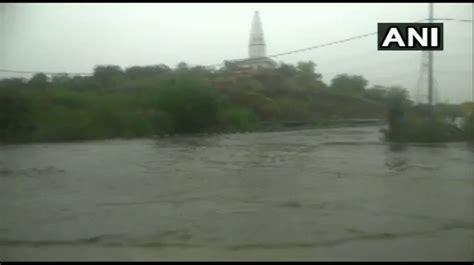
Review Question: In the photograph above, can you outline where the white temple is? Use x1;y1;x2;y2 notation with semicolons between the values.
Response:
224;11;277;71
248;11;266;58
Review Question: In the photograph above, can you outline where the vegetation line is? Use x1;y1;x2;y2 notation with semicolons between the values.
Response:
1;61;472;143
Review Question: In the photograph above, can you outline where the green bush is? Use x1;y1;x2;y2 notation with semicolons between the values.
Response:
384;113;465;143
219;106;258;131
462;113;474;141
0;88;35;142
155;78;221;134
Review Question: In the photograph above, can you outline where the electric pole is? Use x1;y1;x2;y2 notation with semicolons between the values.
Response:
427;2;434;105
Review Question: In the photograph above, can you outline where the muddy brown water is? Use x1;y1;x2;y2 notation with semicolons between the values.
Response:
0;126;473;261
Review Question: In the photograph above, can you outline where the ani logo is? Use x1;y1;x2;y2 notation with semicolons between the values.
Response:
377;23;444;51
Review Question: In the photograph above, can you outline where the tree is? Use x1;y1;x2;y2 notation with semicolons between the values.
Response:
0;89;34;141
93;65;125;88
125;65;170;80
69;76;101;91
0;78;27;90
28;73;49;89
385;86;411;108
51;73;70;84
462;112;474;141
297;61;315;73
297;61;322;81
295;61;325;92
155;78;220;133
189;66;209;75
384;86;412;136
276;63;298;77
330;74;368;94
365;85;388;102
176;62;189;71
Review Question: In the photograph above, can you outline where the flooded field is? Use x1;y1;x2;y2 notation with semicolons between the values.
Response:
0;126;473;261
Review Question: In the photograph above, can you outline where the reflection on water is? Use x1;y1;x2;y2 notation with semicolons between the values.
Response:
0;126;473;261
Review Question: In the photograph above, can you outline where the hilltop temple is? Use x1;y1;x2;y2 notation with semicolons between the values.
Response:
224;11;278;71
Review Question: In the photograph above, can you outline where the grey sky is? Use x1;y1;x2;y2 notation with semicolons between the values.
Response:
0;3;472;103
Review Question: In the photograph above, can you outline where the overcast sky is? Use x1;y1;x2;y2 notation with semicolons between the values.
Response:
0;3;472;103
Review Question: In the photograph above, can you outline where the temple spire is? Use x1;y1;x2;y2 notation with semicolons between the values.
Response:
248;11;266;58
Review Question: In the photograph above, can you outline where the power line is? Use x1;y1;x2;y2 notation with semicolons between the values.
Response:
0;69;92;75
0;31;379;73
429;18;473;23
195;31;379;69
193;16;472;68
407;17;473;23
0;17;471;75
274;32;378;59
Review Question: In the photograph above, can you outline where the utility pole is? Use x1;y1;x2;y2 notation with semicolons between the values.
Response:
0;5;5;80
427;2;434;105
414;3;440;105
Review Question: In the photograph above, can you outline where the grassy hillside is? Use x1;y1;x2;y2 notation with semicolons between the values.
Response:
0;62;399;143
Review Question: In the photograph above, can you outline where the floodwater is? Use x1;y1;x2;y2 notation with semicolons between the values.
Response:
0;126;473;261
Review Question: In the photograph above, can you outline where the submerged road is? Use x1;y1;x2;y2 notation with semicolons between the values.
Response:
0;126;473;261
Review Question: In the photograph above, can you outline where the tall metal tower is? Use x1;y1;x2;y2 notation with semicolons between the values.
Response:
414;3;440;105
427;2;434;105
248;11;267;59
414;51;440;104
0;4;6;80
